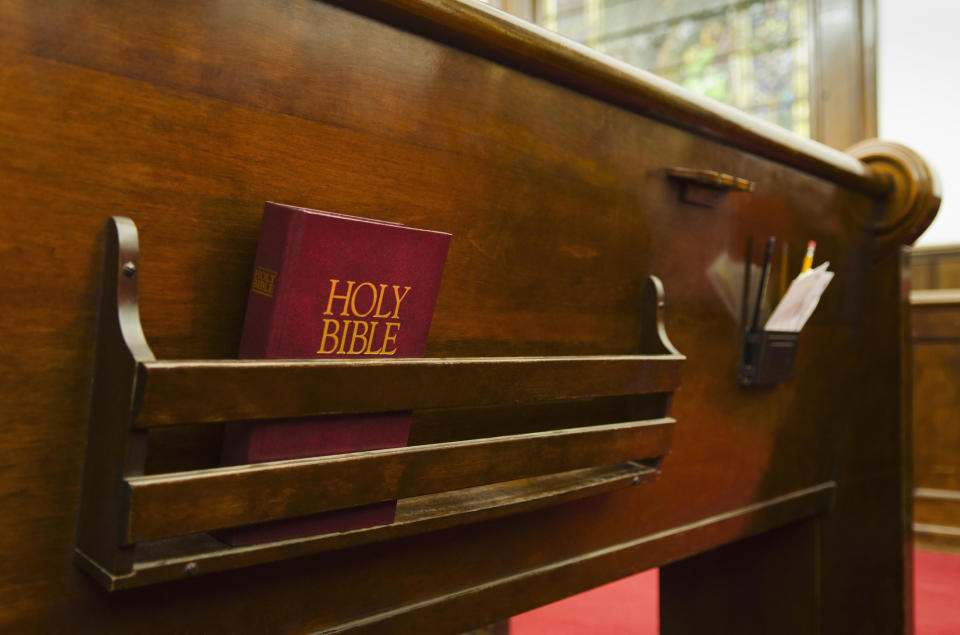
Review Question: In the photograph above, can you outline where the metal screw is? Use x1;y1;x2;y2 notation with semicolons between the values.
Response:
632;475;640;485
185;562;198;576
122;261;137;277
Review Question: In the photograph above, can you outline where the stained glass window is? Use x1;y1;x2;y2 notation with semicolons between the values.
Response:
497;0;811;137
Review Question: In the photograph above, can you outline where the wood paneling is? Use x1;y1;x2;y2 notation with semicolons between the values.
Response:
661;519;820;635
134;356;683;426
0;0;934;632
125;419;674;542
911;245;960;290
911;275;960;549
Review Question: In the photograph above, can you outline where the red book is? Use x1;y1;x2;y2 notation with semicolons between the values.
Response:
221;202;450;546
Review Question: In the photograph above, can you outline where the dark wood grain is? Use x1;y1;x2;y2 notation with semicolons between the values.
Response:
911;244;960;290
661;519;820;635
75;218;149;576
329;0;889;198
327;483;835;634
125;418;674;541
122;462;657;590
0;0;934;632
135;356;683;427
915;489;960;527
80;220;683;584
911;281;960;550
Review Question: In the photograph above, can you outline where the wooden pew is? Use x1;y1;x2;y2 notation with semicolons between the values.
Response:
0;1;940;632
910;247;960;550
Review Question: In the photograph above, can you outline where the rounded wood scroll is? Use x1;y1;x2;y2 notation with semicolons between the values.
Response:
847;139;942;247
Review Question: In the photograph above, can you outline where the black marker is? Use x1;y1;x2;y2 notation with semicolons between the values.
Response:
750;236;775;333
741;236;753;333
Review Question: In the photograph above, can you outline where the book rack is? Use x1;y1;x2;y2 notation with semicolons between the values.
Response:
74;217;685;591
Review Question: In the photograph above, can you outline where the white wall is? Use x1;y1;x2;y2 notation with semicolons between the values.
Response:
878;0;960;245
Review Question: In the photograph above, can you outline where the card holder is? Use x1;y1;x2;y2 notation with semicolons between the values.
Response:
738;330;798;386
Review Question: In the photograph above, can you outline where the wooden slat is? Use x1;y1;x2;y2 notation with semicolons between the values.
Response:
914;487;960;501
914;496;960;527
133;355;684;427
910;289;960;307
118;462;657;590
125;417;674;542
913;522;960;551
911;305;960;340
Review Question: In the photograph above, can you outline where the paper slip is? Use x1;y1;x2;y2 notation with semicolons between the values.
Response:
764;262;834;332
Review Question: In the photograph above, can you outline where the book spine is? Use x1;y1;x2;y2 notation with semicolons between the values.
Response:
221;205;296;465
237;203;296;358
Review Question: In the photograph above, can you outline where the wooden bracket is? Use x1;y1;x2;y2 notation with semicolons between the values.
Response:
75;217;685;590
667;167;756;208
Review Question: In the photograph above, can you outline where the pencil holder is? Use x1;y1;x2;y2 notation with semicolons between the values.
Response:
738;330;798;386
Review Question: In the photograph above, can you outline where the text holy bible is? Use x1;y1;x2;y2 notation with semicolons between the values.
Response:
221;202;451;545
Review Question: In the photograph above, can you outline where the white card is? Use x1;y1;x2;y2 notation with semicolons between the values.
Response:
764;262;834;332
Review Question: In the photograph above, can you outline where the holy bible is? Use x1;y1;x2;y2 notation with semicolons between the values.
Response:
220;202;451;546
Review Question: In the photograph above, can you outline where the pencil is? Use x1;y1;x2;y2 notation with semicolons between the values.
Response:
801;240;816;274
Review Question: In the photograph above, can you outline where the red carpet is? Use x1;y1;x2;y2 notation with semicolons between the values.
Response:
510;569;658;634
510;549;959;634
916;549;960;635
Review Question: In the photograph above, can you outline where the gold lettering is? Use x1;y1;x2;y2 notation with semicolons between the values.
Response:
381;322;400;355
319;281;409;355
363;321;384;354
350;282;378;317
251;266;277;297
324;279;355;316
337;320;352;354
391;285;412;319
317;318;341;354
372;283;392;318
347;320;370;354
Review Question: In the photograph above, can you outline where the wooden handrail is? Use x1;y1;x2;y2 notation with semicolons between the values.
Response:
336;0;889;197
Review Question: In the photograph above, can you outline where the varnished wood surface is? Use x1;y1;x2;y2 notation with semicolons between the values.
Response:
661;519;820;634
911;243;960;290
332;0;890;198
121;463;658;591
915;488;960;528
912;298;960;341
911;289;960;306
135;356;683;426
81;230;683;588
126;418;674;542
0;0;927;632
331;483;835;634
911;277;960;550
